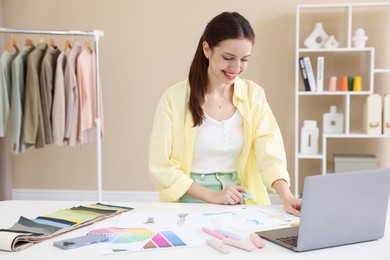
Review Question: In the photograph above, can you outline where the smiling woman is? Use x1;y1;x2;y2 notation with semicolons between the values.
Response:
148;11;301;217
203;38;252;122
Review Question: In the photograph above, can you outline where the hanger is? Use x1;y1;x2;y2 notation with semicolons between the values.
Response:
25;37;34;47
72;38;80;49
63;39;71;52
48;39;56;48
6;36;19;52
84;39;93;53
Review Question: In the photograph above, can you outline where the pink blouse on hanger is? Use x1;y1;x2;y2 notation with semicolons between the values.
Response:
76;48;104;145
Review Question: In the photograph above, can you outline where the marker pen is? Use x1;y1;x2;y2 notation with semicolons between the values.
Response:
222;238;256;252
202;227;226;240
206;238;231;254
240;192;254;201
214;229;241;240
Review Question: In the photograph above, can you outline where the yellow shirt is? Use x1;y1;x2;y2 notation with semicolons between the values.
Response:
149;78;290;204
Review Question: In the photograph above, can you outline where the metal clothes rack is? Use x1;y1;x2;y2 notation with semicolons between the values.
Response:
0;27;105;202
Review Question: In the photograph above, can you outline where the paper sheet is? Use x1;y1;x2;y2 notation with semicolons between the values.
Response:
89;205;300;255
117;211;206;229
203;205;300;230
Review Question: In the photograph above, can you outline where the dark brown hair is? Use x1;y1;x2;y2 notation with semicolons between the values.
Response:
188;12;255;126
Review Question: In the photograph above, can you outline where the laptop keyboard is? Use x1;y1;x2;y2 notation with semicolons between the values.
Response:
276;236;298;247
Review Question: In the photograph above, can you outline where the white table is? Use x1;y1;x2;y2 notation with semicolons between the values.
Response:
0;200;389;260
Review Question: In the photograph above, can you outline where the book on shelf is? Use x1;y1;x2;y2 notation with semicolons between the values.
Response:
299;57;311;91
316;56;324;92
302;56;317;91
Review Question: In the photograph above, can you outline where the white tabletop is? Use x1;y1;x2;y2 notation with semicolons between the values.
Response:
0;200;389;260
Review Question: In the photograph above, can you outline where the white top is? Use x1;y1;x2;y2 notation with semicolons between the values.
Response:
190;110;244;173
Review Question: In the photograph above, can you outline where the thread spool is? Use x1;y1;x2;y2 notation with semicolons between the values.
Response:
353;76;362;91
329;76;337;91
340;76;348;91
348;76;354;91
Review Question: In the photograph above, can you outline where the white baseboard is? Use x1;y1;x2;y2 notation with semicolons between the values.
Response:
12;189;159;202
12;189;282;204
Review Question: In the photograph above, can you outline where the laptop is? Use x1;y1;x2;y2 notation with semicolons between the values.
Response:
256;168;390;252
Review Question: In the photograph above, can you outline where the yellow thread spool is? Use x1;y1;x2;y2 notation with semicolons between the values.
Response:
353;76;362;91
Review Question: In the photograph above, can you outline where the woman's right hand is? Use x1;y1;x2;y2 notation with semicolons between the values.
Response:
185;182;250;205
208;185;250;205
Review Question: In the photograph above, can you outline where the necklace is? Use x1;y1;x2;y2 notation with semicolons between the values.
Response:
209;94;223;109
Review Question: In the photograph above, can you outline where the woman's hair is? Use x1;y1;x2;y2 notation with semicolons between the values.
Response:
188;12;255;126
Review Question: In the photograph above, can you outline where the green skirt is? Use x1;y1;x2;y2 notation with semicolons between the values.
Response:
179;172;240;203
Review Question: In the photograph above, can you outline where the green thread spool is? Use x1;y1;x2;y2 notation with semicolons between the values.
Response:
348;76;354;91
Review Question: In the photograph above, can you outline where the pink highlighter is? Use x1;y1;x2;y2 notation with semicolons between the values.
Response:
202;227;226;240
249;233;265;248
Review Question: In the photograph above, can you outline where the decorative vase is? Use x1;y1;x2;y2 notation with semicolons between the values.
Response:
304;23;329;49
323;106;344;133
300;120;319;154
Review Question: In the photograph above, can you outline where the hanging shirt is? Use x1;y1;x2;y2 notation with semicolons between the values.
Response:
64;41;81;146
76;48;104;145
23;42;47;148
40;46;60;144
52;51;67;145
0;50;18;137
10;45;34;154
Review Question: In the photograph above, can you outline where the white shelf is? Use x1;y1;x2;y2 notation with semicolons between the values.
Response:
298;47;374;53
324;133;390;139
294;3;390;198
298;91;371;96
374;69;390;74
298;153;324;159
298;2;390;9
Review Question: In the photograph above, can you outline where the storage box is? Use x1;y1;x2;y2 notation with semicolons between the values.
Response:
384;94;390;135
333;154;378;173
363;94;382;134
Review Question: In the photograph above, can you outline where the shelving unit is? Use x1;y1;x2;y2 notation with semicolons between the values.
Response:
294;3;390;198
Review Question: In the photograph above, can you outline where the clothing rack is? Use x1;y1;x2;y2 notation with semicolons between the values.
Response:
0;27;105;202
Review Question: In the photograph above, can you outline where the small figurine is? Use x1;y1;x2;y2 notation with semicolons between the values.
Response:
323;35;340;49
352;28;368;48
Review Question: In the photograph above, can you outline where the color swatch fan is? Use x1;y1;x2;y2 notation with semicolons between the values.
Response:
89;227;203;254
87;227;155;244
0;203;132;252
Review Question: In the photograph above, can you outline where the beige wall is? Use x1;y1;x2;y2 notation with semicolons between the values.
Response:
3;0;390;194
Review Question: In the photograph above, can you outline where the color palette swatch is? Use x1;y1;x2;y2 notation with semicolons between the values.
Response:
87;227;155;243
96;228;203;255
143;230;187;249
87;227;189;252
34;204;131;229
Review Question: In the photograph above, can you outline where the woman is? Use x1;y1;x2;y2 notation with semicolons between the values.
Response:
149;12;301;216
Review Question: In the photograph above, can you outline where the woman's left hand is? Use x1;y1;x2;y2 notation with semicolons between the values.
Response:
282;197;301;217
272;179;302;217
